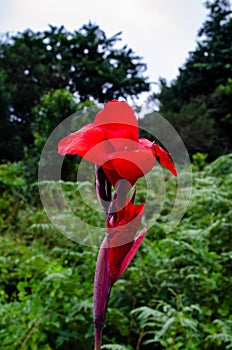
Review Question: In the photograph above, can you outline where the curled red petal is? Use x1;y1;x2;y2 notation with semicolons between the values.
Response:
108;227;146;285
107;201;144;284
108;241;133;285
154;144;178;176
116;227;146;282
138;138;155;150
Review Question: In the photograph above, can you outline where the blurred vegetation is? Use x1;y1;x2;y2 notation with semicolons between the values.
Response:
0;154;232;349
0;0;232;349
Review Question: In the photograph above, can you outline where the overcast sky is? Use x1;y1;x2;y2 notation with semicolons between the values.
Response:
0;0;208;91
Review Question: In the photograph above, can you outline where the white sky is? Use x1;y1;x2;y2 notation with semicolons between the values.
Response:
0;0;208;91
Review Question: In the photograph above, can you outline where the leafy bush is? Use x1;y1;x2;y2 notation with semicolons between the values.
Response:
0;154;232;349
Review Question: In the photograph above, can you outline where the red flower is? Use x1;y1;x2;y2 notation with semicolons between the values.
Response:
58;100;177;186
58;100;178;350
106;199;146;285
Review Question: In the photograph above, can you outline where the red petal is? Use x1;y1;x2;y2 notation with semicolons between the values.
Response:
107;201;145;233
115;201;145;228
94;100;139;140
102;168;121;188
116;228;146;282
104;149;156;186
107;201;144;284
154;144;178;176
138;138;155;150
108;241;133;284
58;124;113;164
104;131;138;151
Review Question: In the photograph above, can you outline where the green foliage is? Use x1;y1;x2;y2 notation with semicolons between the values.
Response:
129;154;232;349
31;88;79;151
23;89;83;185
192;152;208;171
0;162;26;232
208;78;232;145
0;23;149;162
0;235;96;350
206;319;232;349
0;153;232;349
204;152;232;175
132;301;200;349
0;70;18;162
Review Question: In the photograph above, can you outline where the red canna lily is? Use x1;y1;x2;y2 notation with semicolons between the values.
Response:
58;100;177;187
58;100;178;350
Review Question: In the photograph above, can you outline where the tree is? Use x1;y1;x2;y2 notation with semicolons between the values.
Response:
0;70;24;161
0;22;150;162
23;89;94;185
153;0;232;159
158;0;232;109
176;0;232;103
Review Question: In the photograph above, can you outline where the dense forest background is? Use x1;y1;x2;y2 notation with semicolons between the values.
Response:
0;0;232;349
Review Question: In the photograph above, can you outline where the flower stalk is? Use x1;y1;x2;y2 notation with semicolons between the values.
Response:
93;238;111;349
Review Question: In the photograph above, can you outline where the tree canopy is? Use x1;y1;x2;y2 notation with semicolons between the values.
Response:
150;0;232;159
0;22;150;162
157;0;232;108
